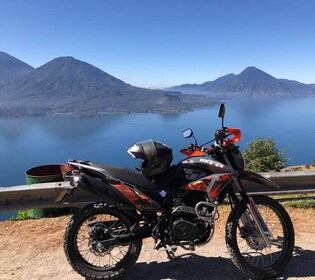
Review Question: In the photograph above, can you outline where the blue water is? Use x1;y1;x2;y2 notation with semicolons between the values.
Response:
1;96;315;220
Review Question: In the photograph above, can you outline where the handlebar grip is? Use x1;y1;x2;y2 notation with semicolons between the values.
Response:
215;129;226;144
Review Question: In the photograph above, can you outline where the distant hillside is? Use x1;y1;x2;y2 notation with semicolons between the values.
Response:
167;67;315;97
0;52;34;82
0;55;214;117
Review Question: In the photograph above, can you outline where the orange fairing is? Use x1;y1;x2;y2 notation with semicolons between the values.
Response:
184;174;234;202
184;176;212;192
110;180;160;210
224;128;242;146
180;148;206;157
209;174;234;201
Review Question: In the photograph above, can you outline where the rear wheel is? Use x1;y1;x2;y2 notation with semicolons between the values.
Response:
64;203;142;279
226;195;294;279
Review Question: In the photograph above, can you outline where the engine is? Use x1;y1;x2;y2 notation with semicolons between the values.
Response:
169;206;210;242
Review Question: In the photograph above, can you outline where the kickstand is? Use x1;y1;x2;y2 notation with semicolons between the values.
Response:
166;249;175;260
155;241;177;260
163;244;176;260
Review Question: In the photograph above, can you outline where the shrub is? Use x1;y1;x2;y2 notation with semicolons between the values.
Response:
243;137;288;172
10;210;31;221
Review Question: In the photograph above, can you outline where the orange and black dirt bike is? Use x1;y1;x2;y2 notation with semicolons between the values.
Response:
63;104;294;280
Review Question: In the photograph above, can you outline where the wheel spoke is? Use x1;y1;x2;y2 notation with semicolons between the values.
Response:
235;199;286;270
75;212;131;269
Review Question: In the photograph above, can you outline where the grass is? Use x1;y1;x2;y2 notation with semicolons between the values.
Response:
270;193;315;209
223;193;315;209
9;207;77;221
284;199;315;209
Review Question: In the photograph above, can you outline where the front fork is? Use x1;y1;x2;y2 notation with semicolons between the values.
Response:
232;178;272;248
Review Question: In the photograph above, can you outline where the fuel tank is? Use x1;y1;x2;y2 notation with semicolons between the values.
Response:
172;156;235;187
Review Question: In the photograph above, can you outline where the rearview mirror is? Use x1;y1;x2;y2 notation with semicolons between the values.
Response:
218;103;225;119
218;103;225;127
182;128;193;139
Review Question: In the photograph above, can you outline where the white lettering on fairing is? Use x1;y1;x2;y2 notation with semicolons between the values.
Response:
199;158;224;168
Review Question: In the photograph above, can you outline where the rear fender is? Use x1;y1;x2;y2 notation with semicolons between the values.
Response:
239;170;280;189
68;160;161;212
78;174;140;220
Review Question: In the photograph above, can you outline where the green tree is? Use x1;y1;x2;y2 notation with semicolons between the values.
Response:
243;137;288;172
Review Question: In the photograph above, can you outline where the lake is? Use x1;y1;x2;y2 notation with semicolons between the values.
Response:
1;96;315;220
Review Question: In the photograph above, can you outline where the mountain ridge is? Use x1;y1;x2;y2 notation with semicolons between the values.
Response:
166;67;315;97
0;54;214;117
0;51;34;82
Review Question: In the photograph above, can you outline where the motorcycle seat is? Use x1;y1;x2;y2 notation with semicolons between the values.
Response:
85;162;161;190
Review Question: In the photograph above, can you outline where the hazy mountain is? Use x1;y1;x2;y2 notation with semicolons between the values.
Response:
0;51;34;81
0;56;214;117
167;67;315;97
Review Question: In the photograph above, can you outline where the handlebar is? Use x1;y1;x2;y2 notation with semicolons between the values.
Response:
214;128;227;144
180;144;212;157
214;127;242;146
180;127;242;157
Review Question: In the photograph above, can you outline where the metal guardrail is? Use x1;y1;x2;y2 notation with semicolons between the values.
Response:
0;182;100;212
242;170;315;193
0;171;314;213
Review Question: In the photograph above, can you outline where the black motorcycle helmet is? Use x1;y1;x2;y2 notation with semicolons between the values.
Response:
127;139;173;177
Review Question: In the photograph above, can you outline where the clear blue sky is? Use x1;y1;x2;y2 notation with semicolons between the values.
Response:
1;0;314;88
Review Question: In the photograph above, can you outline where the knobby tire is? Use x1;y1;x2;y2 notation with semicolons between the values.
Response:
64;203;142;280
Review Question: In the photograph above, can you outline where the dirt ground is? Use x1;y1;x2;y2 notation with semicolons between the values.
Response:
0;207;314;280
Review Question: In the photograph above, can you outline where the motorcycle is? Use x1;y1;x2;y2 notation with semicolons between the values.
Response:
63;104;294;280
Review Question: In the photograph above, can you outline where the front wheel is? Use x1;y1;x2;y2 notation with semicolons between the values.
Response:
226;195;294;279
64;203;142;280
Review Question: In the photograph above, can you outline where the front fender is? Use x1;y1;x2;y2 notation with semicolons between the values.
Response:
239;170;280;189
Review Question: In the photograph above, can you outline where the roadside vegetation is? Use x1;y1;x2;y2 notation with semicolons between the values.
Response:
243;137;315;208
10;210;31;221
243;137;315;173
282;159;315;171
243;137;288;172
272;194;315;209
285;199;315;208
